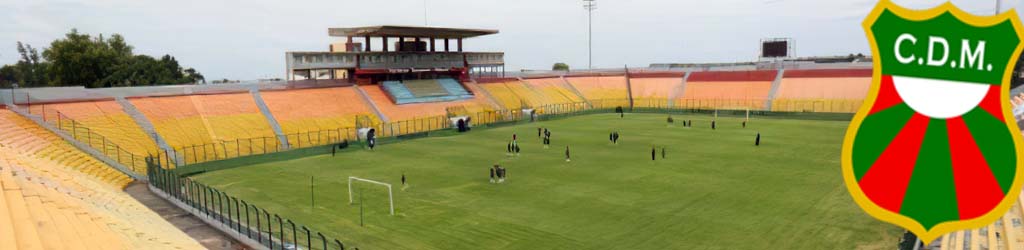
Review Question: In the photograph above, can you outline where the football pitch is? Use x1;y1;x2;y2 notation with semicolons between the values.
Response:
192;113;900;249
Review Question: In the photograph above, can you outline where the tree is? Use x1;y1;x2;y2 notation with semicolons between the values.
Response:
11;42;51;87
1;29;206;88
552;62;570;71
0;65;16;88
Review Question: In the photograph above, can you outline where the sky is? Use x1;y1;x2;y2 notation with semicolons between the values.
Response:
0;0;1019;81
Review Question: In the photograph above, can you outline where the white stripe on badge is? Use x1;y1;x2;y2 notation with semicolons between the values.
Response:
892;76;989;119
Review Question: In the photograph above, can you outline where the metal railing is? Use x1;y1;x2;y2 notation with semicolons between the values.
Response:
148;161;357;250
30;107;150;174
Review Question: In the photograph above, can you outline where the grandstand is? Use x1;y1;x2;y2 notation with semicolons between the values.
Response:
679;70;776;110
129;93;280;162
0;109;203;249
27;100;158;174
260;86;379;146
1;61;1019;249
628;72;686;108
565;75;631;108
0;20;1009;249
771;69;871;113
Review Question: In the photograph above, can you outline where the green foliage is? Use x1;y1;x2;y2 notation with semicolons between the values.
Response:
552;62;569;71
3;29;203;88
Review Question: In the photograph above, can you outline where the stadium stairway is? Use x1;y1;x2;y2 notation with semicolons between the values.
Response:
559;76;593;108
667;72;691;107
116;97;179;163
764;69;786;110
354;85;391;122
625;72;635;108
467;80;506;110
250;87;290;149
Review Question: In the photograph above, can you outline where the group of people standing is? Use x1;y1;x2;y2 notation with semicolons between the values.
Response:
490;164;508;183
507;133;521;155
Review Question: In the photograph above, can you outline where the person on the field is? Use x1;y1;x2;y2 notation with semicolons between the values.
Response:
613;132;619;144
538;127;543;138
507;142;512;155
490;166;496;183
711;120;716;130
514;144;521;155
662;147;666;159
401;173;407;189
565;146;571;162
651;146;656;161
742;121;746;128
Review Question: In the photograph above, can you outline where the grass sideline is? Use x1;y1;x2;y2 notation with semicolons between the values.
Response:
193;113;898;249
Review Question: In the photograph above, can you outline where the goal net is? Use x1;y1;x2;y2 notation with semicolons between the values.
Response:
347;177;395;215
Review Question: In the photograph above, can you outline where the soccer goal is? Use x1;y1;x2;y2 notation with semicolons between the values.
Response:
347;176;395;215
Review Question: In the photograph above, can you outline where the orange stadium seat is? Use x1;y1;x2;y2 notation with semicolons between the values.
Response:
261;87;380;146
130;93;279;164
674;70;777;110
771;69;872;113
630;77;681;108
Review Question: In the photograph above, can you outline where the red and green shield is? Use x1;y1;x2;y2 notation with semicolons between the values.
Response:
843;0;1024;242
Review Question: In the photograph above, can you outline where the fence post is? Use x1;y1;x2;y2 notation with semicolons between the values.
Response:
255;206;262;243
319;232;327;250
264;210;272;249
302;226;311;249
243;200;251;237
287;220;297;250
232;197;240;232
335;239;344;250
276;215;284;249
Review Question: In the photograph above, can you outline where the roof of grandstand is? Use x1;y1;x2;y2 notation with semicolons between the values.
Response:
328;25;499;38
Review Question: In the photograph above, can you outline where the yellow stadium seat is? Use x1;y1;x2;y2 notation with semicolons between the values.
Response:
130;93;280;164
565;76;630;108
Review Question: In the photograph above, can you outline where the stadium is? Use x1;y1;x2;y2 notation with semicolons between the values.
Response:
1;20;1024;250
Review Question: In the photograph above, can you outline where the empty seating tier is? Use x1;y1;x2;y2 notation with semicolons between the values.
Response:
629;77;682;108
679;70;777;110
28;101;158;173
130;93;279;163
565;76;630;108
771;69;872;113
261;87;381;146
381;78;474;104
0;110;132;188
0;143;203;249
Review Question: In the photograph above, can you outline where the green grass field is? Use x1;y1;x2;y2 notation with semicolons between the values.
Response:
193;113;900;249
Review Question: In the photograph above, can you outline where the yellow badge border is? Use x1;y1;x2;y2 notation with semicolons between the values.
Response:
844;0;1024;243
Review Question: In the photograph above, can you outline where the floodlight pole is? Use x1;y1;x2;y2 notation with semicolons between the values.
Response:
584;0;596;70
